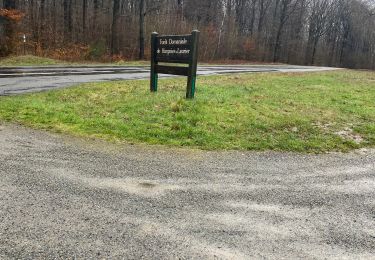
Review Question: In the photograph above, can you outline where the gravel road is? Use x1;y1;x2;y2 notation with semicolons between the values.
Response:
0;65;339;95
0;123;374;259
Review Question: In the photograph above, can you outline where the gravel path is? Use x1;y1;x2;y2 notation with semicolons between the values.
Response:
0;123;374;259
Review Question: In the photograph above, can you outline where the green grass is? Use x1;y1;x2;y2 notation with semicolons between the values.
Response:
0;55;265;67
0;55;66;66
113;60;150;66
0;55;150;67
0;70;374;152
0;55;262;67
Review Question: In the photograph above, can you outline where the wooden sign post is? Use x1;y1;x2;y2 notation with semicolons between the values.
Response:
150;30;200;99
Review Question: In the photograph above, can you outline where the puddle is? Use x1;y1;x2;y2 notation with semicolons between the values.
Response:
138;182;157;188
51;168;179;197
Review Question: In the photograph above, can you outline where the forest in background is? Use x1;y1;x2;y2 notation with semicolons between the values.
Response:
0;0;374;69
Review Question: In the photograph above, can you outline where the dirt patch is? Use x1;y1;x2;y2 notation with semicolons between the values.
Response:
335;127;364;144
314;123;364;144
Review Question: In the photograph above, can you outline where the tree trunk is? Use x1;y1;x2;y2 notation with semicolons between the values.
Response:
4;0;15;8
63;0;72;43
249;0;257;36
111;0;120;56
139;0;145;60
273;0;291;62
1;0;16;55
311;37;319;65
82;0;87;38
273;24;283;62
39;0;45;46
258;0;266;34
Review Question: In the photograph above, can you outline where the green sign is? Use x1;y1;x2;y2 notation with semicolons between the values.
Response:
150;30;200;99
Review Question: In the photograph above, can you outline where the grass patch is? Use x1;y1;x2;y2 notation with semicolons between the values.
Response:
0;55;256;67
112;60;150;66
0;55;149;67
0;55;261;67
0;55;66;66
0;70;374;152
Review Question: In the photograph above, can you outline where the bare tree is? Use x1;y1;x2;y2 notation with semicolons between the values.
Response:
111;0;120;56
139;0;145;59
305;0;332;65
1;0;375;69
272;0;299;62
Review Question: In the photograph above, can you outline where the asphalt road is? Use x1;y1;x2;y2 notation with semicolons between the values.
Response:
0;65;338;95
1;123;374;259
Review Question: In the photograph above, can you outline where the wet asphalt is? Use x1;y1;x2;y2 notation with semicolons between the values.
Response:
0;124;374;259
0;65;339;95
